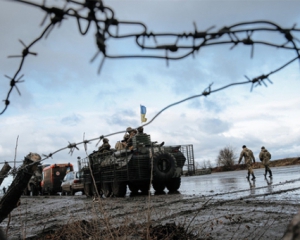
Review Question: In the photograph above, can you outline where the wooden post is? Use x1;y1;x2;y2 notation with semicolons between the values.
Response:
0;153;41;223
0;163;11;186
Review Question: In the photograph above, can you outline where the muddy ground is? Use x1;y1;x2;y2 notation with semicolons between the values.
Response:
1;184;300;240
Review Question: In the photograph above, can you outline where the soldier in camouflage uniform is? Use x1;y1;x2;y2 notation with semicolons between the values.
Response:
126;127;137;150
238;145;256;180
259;146;272;178
137;126;146;135
98;138;111;153
120;134;130;149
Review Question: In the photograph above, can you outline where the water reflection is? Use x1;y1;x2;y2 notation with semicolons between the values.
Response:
247;179;256;195
264;176;273;193
220;178;238;184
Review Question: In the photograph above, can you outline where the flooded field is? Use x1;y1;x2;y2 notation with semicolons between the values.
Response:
1;165;300;239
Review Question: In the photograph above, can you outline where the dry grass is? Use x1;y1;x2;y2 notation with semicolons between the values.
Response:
16;196;283;240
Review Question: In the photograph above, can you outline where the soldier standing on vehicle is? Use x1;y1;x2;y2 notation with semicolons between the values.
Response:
98;138;111;153
259;146;272;178
121;134;130;148
126;127;137;150
238;145;256;180
126;127;137;138
137;126;146;135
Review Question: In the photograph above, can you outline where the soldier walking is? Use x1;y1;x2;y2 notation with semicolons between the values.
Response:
259;146;272;178
238;145;256;180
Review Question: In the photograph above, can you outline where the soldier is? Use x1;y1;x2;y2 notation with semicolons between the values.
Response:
126;127;136;150
115;134;130;150
137;126;146;135
98;138;111;153
238;145;256;180
126;127;137;137
121;134;130;148
259;146;272;178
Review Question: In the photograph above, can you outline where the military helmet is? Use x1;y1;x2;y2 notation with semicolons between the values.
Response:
137;126;144;132
103;138;109;142
126;127;133;133
242;145;246;148
261;146;265;149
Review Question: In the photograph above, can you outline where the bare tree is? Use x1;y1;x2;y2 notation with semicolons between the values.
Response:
206;160;212;169
195;161;201;170
216;146;237;170
201;161;207;169
201;160;212;169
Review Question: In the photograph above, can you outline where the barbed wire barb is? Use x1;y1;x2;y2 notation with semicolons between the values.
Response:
1;0;300;173
1;1;299;114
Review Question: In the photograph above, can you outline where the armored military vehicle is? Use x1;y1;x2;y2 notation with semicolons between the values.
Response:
80;133;187;197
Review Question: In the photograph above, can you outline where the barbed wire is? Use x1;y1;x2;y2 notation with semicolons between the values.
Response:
1;0;300;179
1;0;300;115
2;53;298;177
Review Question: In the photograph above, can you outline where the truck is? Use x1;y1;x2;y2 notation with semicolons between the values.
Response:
79;133;187;197
41;163;73;195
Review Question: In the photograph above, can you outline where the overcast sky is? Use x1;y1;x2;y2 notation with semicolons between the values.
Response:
0;0;300;186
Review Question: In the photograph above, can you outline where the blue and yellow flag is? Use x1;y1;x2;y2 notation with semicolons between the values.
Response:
140;105;147;122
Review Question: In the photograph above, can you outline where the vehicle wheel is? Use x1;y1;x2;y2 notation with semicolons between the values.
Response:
70;187;75;195
112;181;127;197
152;152;177;181
84;183;92;197
128;183;139;194
92;183;103;198
101;182;112;198
166;177;181;192
30;184;36;196
152;181;165;192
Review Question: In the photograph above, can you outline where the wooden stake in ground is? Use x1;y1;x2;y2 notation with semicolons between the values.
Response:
0;152;41;223
0;163;11;187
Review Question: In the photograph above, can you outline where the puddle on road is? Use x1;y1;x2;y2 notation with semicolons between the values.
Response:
177;165;300;201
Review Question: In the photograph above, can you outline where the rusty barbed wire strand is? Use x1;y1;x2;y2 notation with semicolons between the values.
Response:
2;54;298;175
1;0;300;114
0;0;300;180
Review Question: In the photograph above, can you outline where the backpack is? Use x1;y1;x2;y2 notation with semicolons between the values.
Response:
266;151;271;160
244;149;251;159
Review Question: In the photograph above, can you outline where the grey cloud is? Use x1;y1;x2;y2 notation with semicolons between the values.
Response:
133;73;148;86
187;99;202;109
106;109;139;128
199;118;231;135
187;98;226;113
61;113;83;126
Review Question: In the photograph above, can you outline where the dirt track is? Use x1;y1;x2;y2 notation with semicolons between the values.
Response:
1;182;300;240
